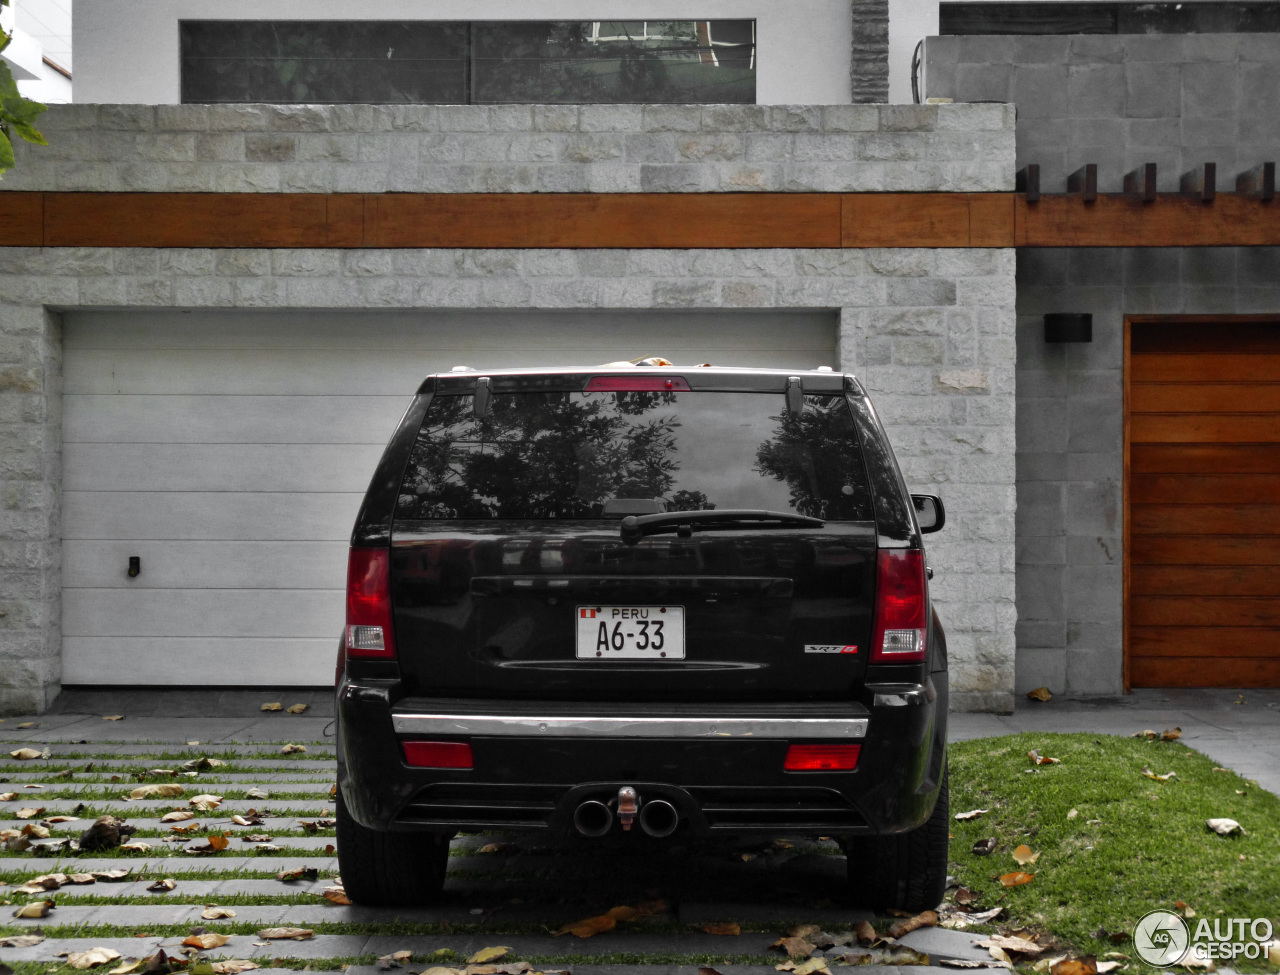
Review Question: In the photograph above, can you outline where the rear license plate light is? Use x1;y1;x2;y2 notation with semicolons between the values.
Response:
784;744;861;771
402;741;474;769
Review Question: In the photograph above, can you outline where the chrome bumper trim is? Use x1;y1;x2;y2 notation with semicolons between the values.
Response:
391;713;868;739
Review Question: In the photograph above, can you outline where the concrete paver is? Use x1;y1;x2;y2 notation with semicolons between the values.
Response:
0;687;1276;969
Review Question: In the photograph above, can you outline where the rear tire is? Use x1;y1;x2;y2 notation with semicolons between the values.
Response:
843;769;949;912
335;790;450;905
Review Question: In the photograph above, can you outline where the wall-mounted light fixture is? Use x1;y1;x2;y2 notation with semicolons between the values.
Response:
1044;313;1092;343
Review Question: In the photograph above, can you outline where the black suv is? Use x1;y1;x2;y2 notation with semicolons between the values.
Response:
335;364;949;910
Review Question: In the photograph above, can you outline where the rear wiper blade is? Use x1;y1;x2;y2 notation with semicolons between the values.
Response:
620;509;824;545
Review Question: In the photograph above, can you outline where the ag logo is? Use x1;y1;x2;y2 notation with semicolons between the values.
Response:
1134;910;1190;967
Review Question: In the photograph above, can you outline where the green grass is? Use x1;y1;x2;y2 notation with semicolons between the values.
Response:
948;732;1280;968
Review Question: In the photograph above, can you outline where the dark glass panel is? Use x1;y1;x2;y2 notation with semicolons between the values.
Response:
181;21;468;104
472;20;754;104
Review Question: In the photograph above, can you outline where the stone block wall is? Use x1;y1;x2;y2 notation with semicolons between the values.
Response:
0;103;1016;712
5;102;1015;194
925;33;1280;192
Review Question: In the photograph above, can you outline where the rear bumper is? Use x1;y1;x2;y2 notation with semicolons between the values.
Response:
337;683;946;839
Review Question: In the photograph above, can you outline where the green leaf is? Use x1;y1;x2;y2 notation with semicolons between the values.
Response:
8;119;44;145
2;93;47;124
0;129;16;172
0;58;21;103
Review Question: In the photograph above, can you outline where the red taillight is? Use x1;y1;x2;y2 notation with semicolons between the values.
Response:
345;547;396;659
585;376;691;392
870;549;927;662
403;741;474;769
784;744;861;771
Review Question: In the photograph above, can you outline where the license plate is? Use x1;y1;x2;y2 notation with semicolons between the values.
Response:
576;606;685;659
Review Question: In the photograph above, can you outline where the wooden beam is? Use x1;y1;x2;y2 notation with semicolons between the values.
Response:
1016;192;1280;247
364;193;843;248
1067;164;1097;202
1180;163;1216;203
1237;162;1275;202
1;190;1278;249
1123;163;1158;202
0;192;44;246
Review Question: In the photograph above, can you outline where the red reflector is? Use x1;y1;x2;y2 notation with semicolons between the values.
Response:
585;376;692;392
403;741;474;769
784;744;861;771
345;547;396;659
870;548;928;663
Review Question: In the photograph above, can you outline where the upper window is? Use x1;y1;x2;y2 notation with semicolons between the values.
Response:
180;20;755;105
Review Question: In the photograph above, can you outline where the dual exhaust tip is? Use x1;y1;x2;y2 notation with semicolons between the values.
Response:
572;789;680;838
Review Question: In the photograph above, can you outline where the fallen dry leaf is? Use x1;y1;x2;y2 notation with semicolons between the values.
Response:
978;937;1043;957
146;879;176;892
888;911;939;938
46;815;80;824
477;842;514;854
244;834;273;843
322;889;352;905
189;794;223;811
701;922;741;936
1162;727;1183;741
1141;767;1177;784
160;810;195;822
972;837;997;856
183;933;230;950
1012;844;1041;866
256;927;314;941
1206;818;1243;836
210;963;259;975
699;969;727;975
1026;687;1052;702
1051;958;1098;975
170;822;202;834
0;933;46;947
1067;808;1079;820
0;792;14;801
854;920;876;944
129;784;184;800
261;702;282;711
788;924;822;940
955;887;981;905
999;872;1036;887
202;907;237;919
62;948;123;970
92;870;131;881
102;716;124;722
15;808;43;819
286;704;308;714
467;948;511;965
276;866;319;883
955;809;989;821
13;900;53;918
1028;750;1061;766
553;914;617;938
245;788;270;800
9;749;44;761
771;936;817;959
281;743;306;754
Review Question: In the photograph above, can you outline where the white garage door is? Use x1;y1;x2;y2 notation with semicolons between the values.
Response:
62;308;837;685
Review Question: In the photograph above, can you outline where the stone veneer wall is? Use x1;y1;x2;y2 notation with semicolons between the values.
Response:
0;102;1016;713
851;0;891;103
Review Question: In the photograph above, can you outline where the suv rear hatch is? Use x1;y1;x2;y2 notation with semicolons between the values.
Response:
388;371;879;703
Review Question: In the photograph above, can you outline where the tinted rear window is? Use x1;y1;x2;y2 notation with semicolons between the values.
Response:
395;390;873;521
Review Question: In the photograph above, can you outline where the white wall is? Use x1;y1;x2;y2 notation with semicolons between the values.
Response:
75;0;853;105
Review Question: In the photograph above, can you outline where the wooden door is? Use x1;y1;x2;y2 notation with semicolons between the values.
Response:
1127;318;1280;687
